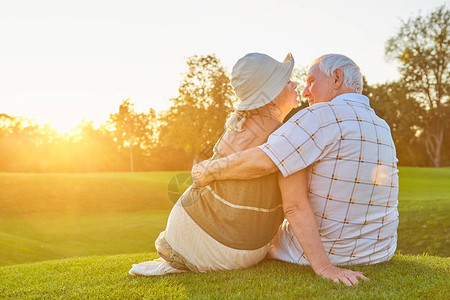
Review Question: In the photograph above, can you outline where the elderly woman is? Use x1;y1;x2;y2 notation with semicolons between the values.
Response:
129;52;298;275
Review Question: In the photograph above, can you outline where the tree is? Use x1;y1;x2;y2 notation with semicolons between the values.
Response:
157;54;236;169
0;114;43;172
385;5;449;166
364;78;428;166
108;99;156;171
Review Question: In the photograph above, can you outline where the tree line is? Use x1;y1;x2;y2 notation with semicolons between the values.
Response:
1;5;448;172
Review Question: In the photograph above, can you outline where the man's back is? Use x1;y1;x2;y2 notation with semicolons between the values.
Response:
260;93;399;265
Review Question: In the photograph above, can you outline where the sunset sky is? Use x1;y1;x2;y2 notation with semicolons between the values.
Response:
0;0;447;132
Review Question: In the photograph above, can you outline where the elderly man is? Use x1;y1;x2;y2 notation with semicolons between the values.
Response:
192;54;399;286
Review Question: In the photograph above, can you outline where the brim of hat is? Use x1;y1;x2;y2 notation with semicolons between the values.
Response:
237;53;295;111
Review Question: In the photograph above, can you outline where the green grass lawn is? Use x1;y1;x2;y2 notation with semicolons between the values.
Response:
0;172;176;215
395;167;450;256
0;168;449;298
0;168;448;266
0;171;180;266
0;253;448;299
0;211;169;266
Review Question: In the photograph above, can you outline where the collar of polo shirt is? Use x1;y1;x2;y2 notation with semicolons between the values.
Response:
331;93;370;106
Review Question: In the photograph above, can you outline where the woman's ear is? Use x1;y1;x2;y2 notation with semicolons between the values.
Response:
332;68;344;90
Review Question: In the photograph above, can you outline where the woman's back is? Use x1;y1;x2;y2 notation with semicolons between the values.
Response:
215;112;282;157
182;112;285;250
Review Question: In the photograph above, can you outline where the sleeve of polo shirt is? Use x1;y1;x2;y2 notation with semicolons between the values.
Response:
257;109;324;177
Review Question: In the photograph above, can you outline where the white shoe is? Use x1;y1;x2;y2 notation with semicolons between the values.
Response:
129;257;187;276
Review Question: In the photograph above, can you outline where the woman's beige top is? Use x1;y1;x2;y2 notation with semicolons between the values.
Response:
182;141;284;250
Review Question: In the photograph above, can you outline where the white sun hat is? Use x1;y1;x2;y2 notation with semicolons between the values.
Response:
231;52;295;111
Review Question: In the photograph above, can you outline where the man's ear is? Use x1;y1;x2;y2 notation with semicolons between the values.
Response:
332;68;344;90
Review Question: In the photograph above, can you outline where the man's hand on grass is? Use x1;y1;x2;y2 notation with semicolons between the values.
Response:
319;265;368;286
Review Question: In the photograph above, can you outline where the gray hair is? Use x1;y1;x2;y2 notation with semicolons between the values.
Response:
311;54;363;94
